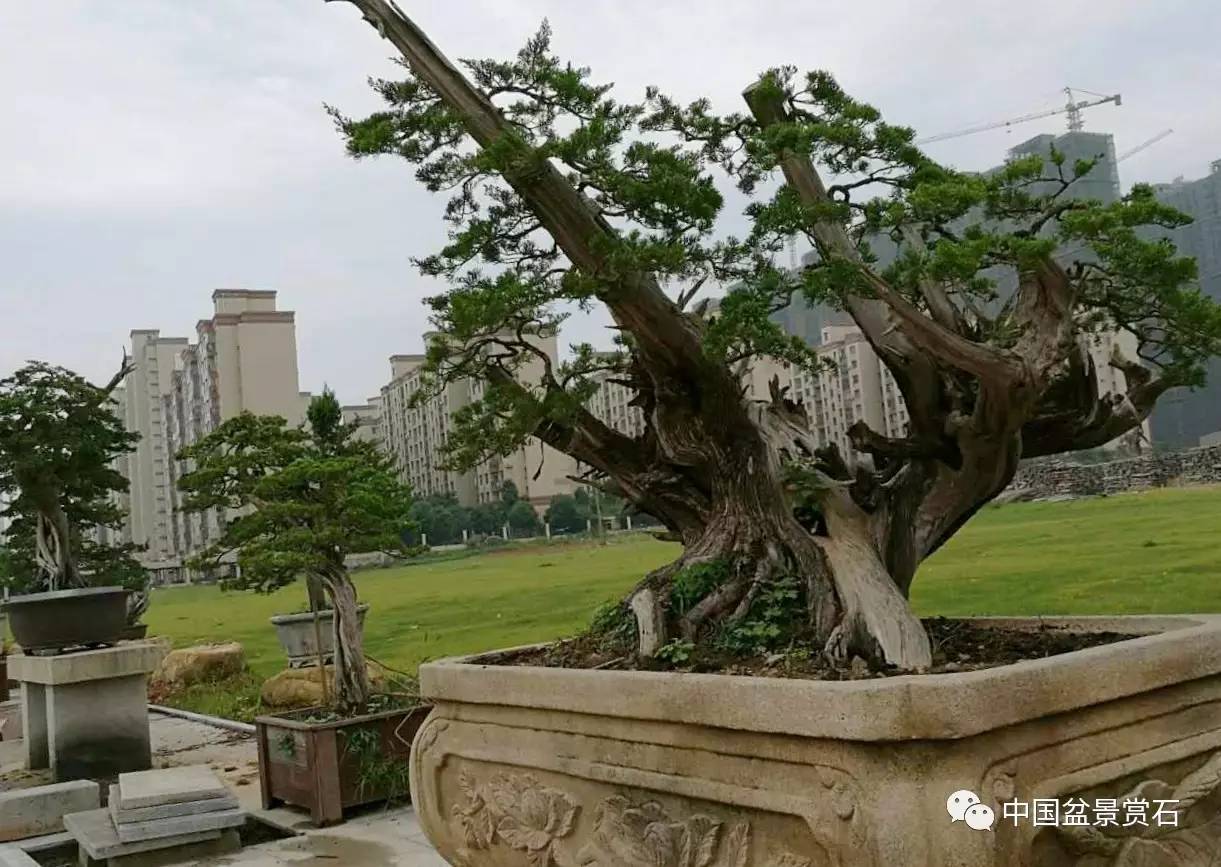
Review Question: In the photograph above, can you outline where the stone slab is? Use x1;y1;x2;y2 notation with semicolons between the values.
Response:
11;831;75;854
0;780;100;842
62;810;220;860
113;806;244;844
104;829;240;867
0;846;38;867
8;643;165;687
117;765;228;810
107;784;239;825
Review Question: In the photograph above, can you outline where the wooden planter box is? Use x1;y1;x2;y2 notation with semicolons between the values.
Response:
255;704;430;826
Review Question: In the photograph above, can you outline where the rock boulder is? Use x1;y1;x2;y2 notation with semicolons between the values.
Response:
260;663;387;710
151;643;245;689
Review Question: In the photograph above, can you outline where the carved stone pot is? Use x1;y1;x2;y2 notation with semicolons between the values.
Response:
410;615;1221;867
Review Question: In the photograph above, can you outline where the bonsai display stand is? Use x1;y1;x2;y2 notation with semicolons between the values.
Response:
9;642;165;782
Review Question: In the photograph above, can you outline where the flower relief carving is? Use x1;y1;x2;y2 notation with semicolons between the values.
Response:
1054;750;1221;866
450;770;816;867
453;771;580;866
575;795;812;867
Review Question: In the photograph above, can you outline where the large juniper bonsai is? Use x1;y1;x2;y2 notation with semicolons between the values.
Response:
329;2;1221;669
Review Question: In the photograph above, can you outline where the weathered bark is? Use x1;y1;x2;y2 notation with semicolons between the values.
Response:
34;512;59;589
320;566;371;713
33;500;81;592
305;573;329;614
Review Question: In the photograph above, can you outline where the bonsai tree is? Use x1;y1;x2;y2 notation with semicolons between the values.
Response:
176;391;415;711
328;3;1221;669
0;360;142;595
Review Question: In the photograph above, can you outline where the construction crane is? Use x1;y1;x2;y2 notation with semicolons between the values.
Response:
1117;128;1174;162
918;87;1121;145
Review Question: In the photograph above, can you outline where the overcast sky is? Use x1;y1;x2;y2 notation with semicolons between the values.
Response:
3;0;1219;404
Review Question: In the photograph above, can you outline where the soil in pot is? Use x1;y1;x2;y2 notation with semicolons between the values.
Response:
505;616;1138;680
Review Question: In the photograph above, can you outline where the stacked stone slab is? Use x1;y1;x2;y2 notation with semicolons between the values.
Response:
65;766;243;867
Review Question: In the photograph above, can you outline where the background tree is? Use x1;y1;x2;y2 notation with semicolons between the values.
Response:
330;3;1221;668
409;493;468;545
0;360;140;594
176;391;415;711
544;494;584;534
506;499;541;537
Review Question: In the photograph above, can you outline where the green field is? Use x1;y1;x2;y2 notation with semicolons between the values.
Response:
146;485;1221;680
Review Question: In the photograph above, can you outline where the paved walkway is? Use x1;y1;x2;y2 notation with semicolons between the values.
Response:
2;708;449;866
201;807;447;866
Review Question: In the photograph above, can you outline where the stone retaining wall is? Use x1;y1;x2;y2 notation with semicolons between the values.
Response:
1009;445;1221;499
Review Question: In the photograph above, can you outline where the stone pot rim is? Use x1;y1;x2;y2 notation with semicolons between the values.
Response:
269;604;369;626
2;586;129;607
418;614;1221;742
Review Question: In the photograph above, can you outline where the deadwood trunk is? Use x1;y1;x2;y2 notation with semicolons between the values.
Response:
320;565;371;713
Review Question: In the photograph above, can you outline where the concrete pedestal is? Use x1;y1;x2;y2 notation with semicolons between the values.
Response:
9;643;165;782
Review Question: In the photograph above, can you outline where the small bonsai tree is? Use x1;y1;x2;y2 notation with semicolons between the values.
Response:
0;360;142;597
176;391;415;712
327;4;1221;669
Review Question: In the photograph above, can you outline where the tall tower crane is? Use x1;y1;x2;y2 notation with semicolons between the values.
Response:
918;87;1121;145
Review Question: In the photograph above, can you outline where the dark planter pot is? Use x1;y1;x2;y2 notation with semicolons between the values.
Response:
119;623;149;641
3;587;130;652
256;704;430;827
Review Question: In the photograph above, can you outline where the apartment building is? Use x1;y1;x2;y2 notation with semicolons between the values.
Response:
111;290;304;580
584;355;647;439
377;332;577;511
121;331;190;571
343;398;382;445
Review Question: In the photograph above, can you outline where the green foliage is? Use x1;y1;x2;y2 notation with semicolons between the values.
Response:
589;599;628;634
654;638;695;666
331;20;1220;483
669;559;730;615
718;578;803;654
176;391;417;596
0;361;142;593
506;499;540;536
544;494;584;534
340;725;410;801
408;494;469;545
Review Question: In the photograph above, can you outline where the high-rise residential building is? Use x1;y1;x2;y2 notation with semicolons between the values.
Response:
121;331;190;571
377;332;577;511
1147;160;1221;446
343;398;382;445
584;354;647;439
111;289;305;580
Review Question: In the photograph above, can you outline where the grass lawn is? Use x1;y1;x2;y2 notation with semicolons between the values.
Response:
145;534;677;680
145;484;1221;685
